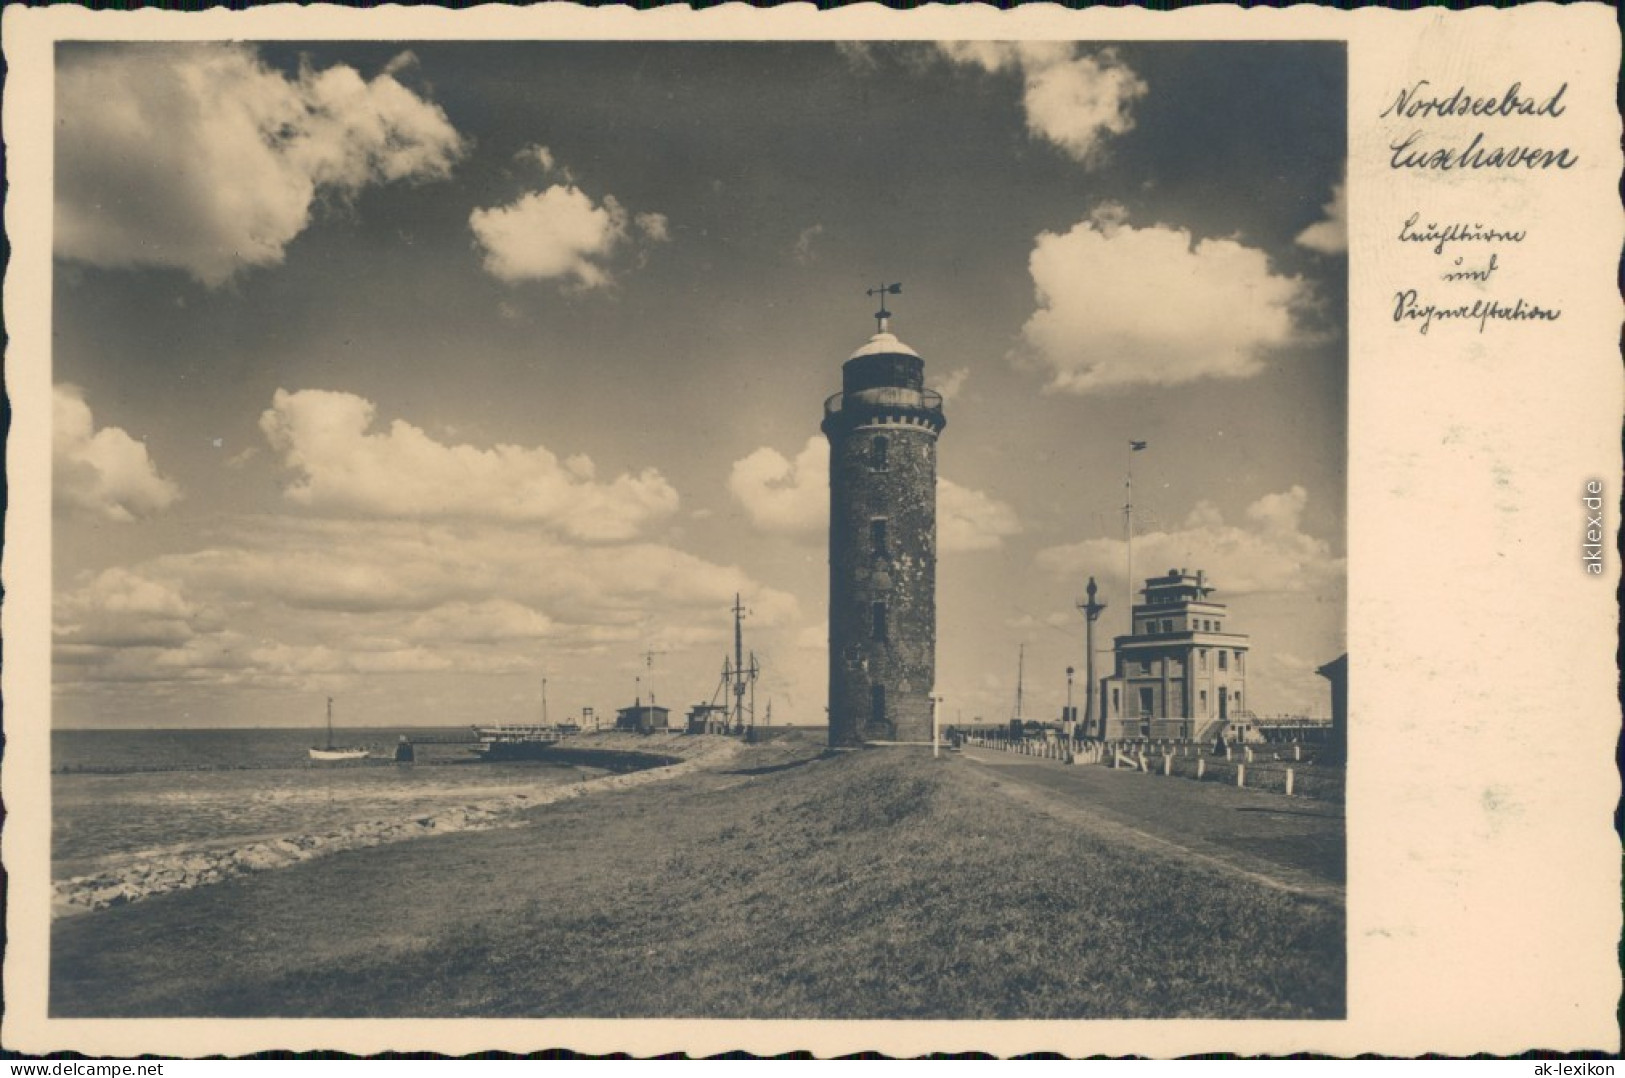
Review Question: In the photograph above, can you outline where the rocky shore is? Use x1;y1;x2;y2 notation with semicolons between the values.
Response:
54;733;742;918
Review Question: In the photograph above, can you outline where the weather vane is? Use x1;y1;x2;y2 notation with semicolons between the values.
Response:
866;281;902;333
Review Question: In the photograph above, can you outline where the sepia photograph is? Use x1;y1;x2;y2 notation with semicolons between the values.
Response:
4;2;1618;1059
45;36;1347;1021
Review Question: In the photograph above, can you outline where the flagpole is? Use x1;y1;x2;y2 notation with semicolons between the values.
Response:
1125;445;1134;639
1125;440;1147;642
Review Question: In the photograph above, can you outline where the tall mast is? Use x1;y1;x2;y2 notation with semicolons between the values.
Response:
1014;643;1026;721
732;593;747;732
642;649;667;708
1125;459;1134;633
541;676;549;726
1126;440;1148;638
326;696;334;749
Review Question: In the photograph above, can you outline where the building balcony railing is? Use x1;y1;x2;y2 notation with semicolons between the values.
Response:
824;387;944;419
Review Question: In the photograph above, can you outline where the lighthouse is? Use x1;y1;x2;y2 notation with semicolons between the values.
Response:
821;285;946;747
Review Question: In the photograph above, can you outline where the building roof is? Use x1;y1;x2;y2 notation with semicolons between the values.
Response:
848;331;920;361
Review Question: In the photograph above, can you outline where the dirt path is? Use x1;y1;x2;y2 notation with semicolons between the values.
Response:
959;746;1344;898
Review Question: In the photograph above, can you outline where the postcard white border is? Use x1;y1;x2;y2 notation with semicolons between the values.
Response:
4;2;1620;1058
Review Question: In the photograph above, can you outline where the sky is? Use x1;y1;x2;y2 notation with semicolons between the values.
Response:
50;39;1347;730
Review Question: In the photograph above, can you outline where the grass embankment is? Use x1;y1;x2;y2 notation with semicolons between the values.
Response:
53;737;1343;1019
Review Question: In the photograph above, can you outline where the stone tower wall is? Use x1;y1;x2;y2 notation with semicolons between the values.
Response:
827;416;938;745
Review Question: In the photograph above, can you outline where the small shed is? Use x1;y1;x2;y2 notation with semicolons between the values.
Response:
686;703;730;735
616;702;671;734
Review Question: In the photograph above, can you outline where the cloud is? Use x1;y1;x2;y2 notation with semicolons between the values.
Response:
54;516;799;694
936;366;970;402
399;599;558;645
727;436;829;535
258;388;678;540
469;185;629;289
55;567;213;649
54;385;181;522
793;224;825;264
1036;486;1343;596
635;212;671;243
1255;651;1336;717
727;437;1018;550
1296;181;1348;255
469;166;668;289
937;43;1146;165
939;478;1023;553
836;42;880;71
56;44;465;286
1004;610;1075;634
1019;206;1312;393
795;622;829;650
520;144;557;173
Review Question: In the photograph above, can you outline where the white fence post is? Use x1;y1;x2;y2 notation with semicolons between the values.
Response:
1197;757;1206;779
1164;754;1172;776
1286;768;1295;796
1237;764;1246;788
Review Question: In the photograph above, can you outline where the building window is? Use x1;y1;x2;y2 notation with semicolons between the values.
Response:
872;683;886;725
1111;687;1120;713
1138;687;1155;717
869;435;889;471
1235;652;1244;672
1161;619;1173;633
869;517;888;557
1218;651;1228;671
871;601;887;641
1199;689;1208;714
1199;649;1207;670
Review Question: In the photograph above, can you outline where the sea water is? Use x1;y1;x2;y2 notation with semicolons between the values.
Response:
52;727;594;882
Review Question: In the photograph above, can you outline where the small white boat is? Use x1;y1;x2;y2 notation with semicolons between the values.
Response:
309;697;369;761
309;746;369;761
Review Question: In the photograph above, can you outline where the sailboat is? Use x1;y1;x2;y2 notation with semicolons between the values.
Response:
309;697;369;761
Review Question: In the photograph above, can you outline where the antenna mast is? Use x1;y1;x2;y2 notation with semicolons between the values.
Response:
642;648;668;708
1126;440;1148;638
1014;643;1026;722
721;594;760;733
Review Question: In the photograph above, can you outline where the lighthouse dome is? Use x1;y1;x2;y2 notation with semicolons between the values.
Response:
848;331;920;361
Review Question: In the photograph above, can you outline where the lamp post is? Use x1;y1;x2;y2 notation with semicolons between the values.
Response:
1077;577;1108;741
1065;665;1075;742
